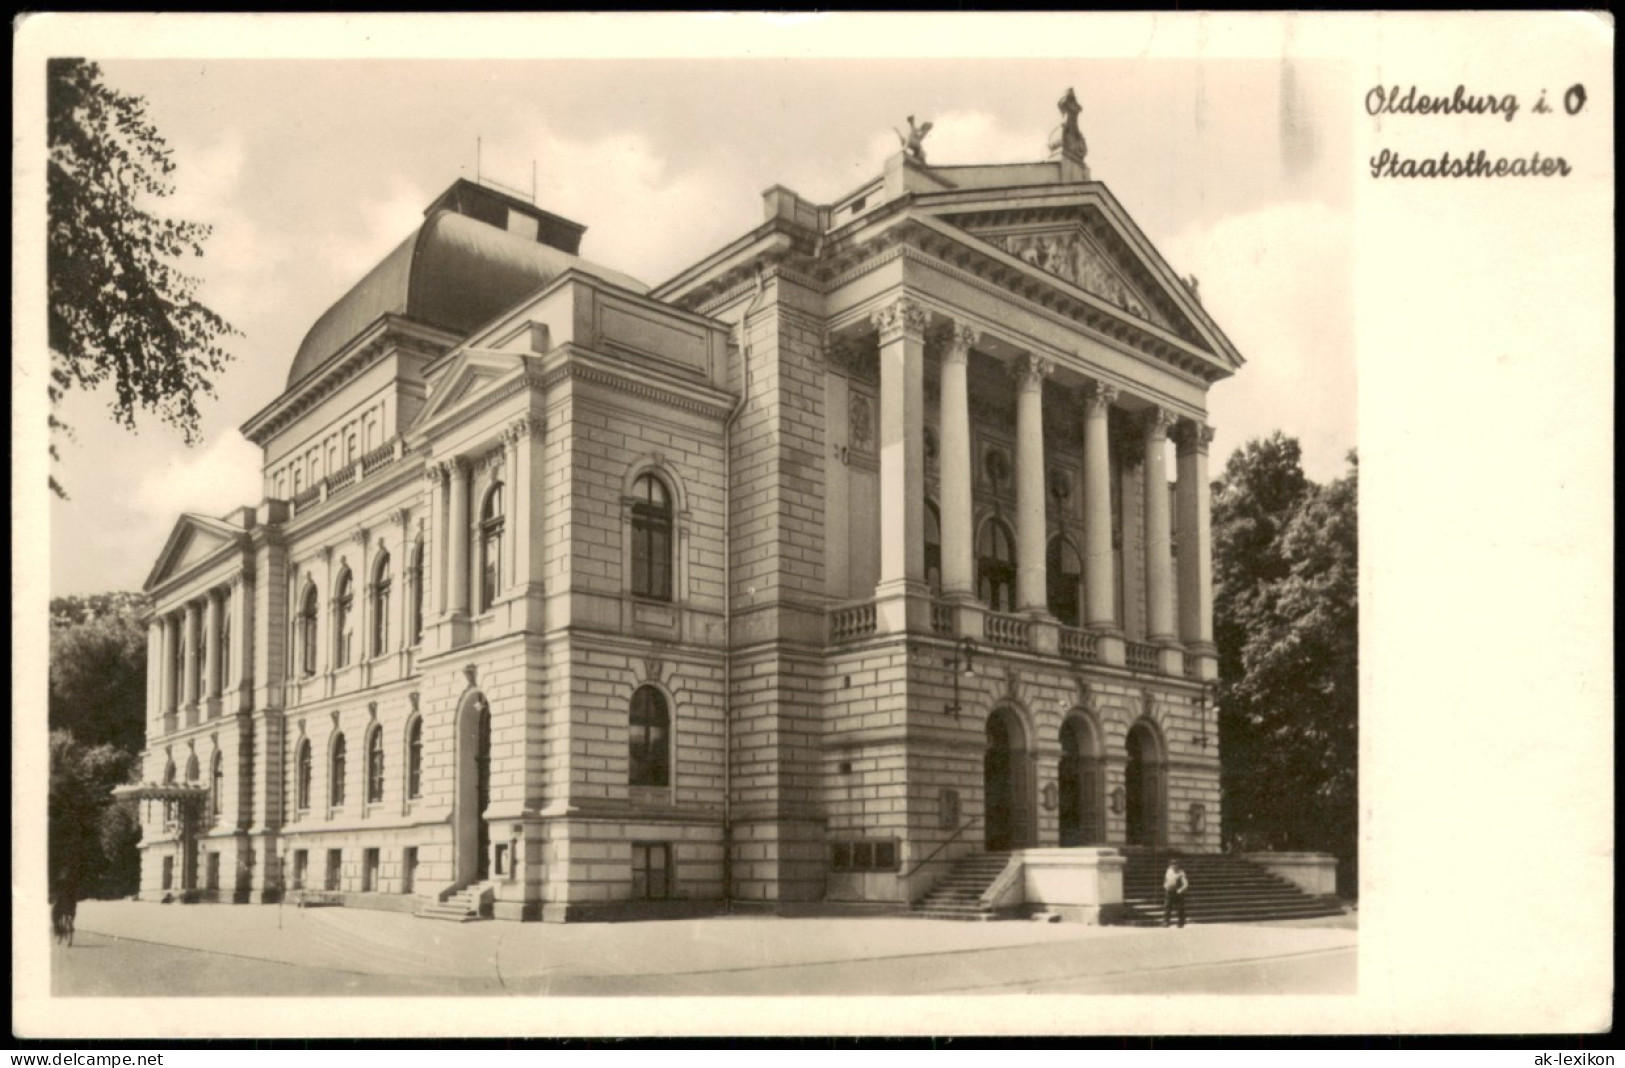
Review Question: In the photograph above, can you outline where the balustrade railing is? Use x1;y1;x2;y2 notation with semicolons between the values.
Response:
1058;626;1102;663
360;439;398;476
327;463;357;492
290;485;321;515
930;601;954;636
1126;640;1159;673
984;611;1033;651
828;601;877;643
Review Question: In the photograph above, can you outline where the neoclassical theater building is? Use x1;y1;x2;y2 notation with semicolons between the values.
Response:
130;95;1241;921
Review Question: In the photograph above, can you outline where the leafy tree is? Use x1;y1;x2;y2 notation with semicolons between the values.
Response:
50;730;140;899
47;58;237;497
1213;435;1358;893
49;594;148;754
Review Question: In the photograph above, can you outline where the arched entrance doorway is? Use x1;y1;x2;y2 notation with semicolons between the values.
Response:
984;707;1033;851
1058;715;1105;846
455;691;492;884
1124;720;1166;848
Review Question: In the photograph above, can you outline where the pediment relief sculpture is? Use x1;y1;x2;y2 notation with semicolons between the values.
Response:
990;231;1171;331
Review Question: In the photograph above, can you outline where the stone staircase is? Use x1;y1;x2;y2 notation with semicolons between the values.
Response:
415;881;494;922
1119;851;1346;925
910;851;1014;920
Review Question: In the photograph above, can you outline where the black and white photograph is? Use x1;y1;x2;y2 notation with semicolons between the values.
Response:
13;12;1611;1040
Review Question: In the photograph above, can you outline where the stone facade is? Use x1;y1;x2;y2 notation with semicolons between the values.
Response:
130;107;1243;921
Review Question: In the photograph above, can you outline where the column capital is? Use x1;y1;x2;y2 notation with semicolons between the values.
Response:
1011;353;1054;391
1081;379;1119;414
447;456;470;478
506;414;542;443
392;506;411;528
1142;405;1177;440
425;462;446;487
943;323;978;364
872;296;929;344
350;525;370;547
1174;420;1216;455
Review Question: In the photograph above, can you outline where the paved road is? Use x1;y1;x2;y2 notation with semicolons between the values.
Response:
50;901;1355;998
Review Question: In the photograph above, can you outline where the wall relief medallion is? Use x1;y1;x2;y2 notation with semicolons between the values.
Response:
848;392;875;453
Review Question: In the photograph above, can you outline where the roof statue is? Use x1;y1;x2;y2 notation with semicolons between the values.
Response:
895;115;934;164
1056;87;1087;162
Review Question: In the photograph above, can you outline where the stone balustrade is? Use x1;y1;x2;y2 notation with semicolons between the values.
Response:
1058;626;1102;663
1125;640;1159;673
828;601;878;643
984;611;1033;651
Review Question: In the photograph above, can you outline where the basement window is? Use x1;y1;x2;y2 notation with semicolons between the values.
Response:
830;838;899;873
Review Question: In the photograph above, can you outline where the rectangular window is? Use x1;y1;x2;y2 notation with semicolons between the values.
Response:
829;838;901;872
402;847;417;894
205;852;221;891
631;842;671;900
292;849;308;890
363;848;379;892
325;848;342;891
161;856;174;891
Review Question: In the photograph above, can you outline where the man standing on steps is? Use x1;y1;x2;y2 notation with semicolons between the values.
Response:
1163;858;1189;928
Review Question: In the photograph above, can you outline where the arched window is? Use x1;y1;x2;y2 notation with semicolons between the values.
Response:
1046;535;1082;627
334;568;355;669
162;759;177;827
295;739;312;811
480;483;505;612
371;552;392;657
330;733;347;807
406;716;423;800
977;519;1017;613
924;501;942;595
299;584;319;677
629;685;671;788
629;474;673;602
366;725;385;804
210;750;224;822
163;759;176;785
185;752;200;783
409;538;425;646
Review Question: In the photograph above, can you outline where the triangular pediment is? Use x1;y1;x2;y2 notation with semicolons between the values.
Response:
409;349;529;434
919;188;1244;372
144;514;245;592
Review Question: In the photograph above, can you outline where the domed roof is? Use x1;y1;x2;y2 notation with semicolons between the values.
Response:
287;207;647;388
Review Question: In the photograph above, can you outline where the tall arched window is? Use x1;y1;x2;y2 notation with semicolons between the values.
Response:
406;716;423;800
295;739;312;811
629;685;671;787
409;538;424;646
210;750;224;823
330;733;347;807
1046;535;1082;627
185;752;200;783
299;585;319;677
371;552;392;656
629;474;673;601
366;725;385;804
924;501;943;595
479;483;505;612
334;569;355;669
977;519;1017;613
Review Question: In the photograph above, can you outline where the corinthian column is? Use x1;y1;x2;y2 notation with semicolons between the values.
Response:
871;296;928;594
203;591;222;702
1142;406;1177;644
182;602;201;708
1176;421;1217;672
1013;354;1053;614
1080;382;1121;637
938;324;976;599
447;458;471;615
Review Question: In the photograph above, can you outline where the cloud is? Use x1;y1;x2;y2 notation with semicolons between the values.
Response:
1160;198;1355;483
126;431;263;525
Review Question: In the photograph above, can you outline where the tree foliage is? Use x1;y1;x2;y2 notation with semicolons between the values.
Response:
1213;434;1358;892
47;58;237;497
50;730;141;899
48;592;150;897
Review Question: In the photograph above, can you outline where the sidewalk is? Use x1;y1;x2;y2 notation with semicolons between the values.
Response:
67;899;1356;996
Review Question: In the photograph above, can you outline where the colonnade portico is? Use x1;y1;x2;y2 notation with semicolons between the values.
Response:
857;292;1217;680
151;579;248;734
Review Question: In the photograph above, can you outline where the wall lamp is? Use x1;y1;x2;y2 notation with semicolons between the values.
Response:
1192;681;1218;749
946;638;976;718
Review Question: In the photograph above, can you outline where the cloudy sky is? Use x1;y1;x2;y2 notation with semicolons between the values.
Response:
39;41;1353;597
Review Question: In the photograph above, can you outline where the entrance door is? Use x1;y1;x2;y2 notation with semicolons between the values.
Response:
1125;721;1164;847
1059;717;1105;846
455;693;494;886
984;715;1015;851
